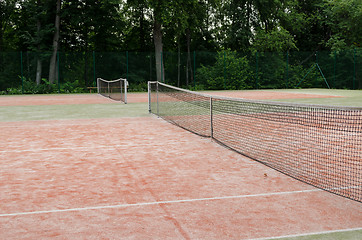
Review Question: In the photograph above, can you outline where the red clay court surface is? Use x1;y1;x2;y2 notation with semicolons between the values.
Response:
0;90;341;106
0;92;361;239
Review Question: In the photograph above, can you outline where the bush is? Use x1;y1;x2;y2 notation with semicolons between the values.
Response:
128;82;148;92
0;77;88;95
196;50;253;90
60;80;86;93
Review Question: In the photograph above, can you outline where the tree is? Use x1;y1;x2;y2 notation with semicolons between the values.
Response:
123;0;152;51
323;0;362;50
223;0;254;50
252;27;298;52
281;0;330;51
48;0;61;84
149;0;167;82
18;0;54;85
14;0;55;85
0;0;19;51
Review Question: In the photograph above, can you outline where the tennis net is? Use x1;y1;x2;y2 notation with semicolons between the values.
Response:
148;81;362;202
97;78;128;103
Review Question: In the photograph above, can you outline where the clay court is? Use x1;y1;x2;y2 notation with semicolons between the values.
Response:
0;90;361;239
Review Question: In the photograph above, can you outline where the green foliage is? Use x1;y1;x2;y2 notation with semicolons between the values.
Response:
256;52;289;89
0;77;87;95
323;0;362;50
60;80;85;93
128;82;148;92
252;27;298;52
197;50;253;90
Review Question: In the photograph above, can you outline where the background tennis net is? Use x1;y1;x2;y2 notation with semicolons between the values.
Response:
97;78;128;103
148;81;362;202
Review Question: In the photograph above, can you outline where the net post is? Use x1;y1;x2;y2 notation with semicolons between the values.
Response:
124;79;128;104
107;82;110;97
96;78;99;93
57;51;60;93
120;78;123;99
148;81;151;113
156;81;159;116
210;97;213;139
93;51;96;87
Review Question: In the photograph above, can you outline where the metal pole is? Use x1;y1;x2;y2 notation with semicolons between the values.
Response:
210;97;213;139
148;82;151;113
124;79;128;104
126;51;129;81
223;51;226;89
333;51;336;88
286;51;289;88
93;51;96;87
57;51;60;93
193;50;196;88
149;52;152;81
20;51;24;94
156;82;159;116
256;52;258;89
353;49;356;90
316;51;318;85
161;52;163;83
97;78;99;93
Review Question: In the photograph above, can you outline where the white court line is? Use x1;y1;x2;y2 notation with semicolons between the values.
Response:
250;227;362;240
0;188;320;217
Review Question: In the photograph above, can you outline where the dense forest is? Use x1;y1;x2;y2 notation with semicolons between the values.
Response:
0;0;361;93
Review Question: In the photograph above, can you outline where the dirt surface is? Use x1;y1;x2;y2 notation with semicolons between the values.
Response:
0;90;341;106
0;117;361;239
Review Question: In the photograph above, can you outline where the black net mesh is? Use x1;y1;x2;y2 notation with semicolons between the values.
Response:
97;78;127;103
149;81;211;137
149;81;362;202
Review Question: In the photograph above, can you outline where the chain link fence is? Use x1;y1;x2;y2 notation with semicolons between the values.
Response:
0;49;360;94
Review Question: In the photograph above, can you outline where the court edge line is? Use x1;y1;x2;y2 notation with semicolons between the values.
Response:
0;188;320;217
249;227;362;240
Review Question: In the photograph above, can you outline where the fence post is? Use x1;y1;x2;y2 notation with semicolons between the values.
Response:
156;82;159;116
148;81;151;113
57;51;60;93
223;51;226;89
353;49;356;90
286;51;289;88
126;51;129;82
255;52;258;89
193;50;196;88
149;52;152;81
20;51;24;94
93;51;96;87
210;97;213;139
161;51;163;83
315;51;318;84
333;51;336;89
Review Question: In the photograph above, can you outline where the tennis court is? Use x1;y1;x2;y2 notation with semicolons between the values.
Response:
0;90;361;239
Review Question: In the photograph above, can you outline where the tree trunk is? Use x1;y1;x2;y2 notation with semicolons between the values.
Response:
36;58;42;85
153;19;164;82
48;0;61;84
